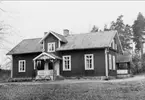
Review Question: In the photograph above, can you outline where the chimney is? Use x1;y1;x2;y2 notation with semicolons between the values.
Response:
63;29;69;37
44;32;47;36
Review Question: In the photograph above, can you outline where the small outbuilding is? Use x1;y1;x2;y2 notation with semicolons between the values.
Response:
116;51;132;75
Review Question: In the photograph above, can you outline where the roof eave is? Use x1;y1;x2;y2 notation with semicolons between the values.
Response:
56;47;108;51
39;31;67;43
6;51;42;55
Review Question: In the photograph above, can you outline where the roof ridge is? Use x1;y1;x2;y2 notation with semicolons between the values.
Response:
23;37;42;40
68;30;117;36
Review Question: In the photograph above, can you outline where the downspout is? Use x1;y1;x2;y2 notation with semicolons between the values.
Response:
105;48;109;78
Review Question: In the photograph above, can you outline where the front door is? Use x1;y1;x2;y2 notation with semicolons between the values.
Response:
44;60;53;70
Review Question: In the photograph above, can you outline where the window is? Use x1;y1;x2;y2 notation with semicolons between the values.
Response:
63;56;71;71
85;54;94;70
111;39;117;50
109;54;112;70
47;42;55;52
19;60;26;72
112;55;116;70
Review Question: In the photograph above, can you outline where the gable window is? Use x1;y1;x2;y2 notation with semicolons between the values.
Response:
47;42;55;52
109;54;112;70
19;60;26;72
113;55;116;70
63;55;71;71
85;54;94;70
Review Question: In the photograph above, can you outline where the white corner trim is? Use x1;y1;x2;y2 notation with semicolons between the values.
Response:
58;40;61;48
11;56;13;78
105;49;108;77
33;52;55;61
42;40;45;52
18;60;26;72
84;54;94;70
63;55;71;71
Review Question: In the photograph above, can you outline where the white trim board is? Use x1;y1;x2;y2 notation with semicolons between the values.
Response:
105;49;108;77
33;52;55;61
39;31;63;43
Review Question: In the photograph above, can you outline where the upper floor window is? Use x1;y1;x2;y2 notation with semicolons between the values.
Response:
19;60;26;72
63;55;71;71
85;54;94;70
48;42;55;52
111;39;117;50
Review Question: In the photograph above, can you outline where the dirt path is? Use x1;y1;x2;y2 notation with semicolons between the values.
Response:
0;75;145;85
109;75;145;82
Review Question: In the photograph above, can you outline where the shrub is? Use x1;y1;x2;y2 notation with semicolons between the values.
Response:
8;78;33;82
131;53;145;74
0;69;11;82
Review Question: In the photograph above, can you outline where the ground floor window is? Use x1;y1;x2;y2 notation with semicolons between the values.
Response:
85;54;94;70
109;54;112;70
113;55;116;70
118;63;128;69
63;55;71;71
19;60;26;72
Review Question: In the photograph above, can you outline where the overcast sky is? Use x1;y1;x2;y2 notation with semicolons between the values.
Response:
0;1;145;64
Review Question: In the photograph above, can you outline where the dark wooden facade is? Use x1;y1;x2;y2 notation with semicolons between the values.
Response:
11;31;120;78
12;52;41;78
59;49;106;77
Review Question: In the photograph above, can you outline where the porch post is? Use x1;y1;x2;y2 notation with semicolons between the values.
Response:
33;60;37;77
53;59;55;80
34;60;36;70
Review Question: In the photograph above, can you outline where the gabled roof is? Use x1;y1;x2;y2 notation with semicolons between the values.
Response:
39;31;67;43
57;31;119;51
7;30;122;55
116;51;132;63
7;38;42;55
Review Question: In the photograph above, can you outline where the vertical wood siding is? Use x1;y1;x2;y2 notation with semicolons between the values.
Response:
12;53;41;78
44;33;59;55
59;49;106;77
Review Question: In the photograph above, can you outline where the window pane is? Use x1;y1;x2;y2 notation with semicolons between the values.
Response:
63;56;71;70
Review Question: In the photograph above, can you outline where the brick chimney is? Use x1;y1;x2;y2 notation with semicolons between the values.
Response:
44;32;47;36
63;29;69;37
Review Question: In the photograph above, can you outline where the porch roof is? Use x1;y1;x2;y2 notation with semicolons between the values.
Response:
33;52;62;61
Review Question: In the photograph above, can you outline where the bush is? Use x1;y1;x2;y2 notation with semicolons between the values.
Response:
131;53;145;74
8;78;33;82
0;69;11;82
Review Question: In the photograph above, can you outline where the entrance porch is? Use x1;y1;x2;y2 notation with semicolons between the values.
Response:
33;52;61;80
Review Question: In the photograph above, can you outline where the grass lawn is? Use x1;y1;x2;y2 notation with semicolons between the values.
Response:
0;77;145;100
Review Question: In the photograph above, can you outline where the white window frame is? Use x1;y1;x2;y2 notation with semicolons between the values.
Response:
109;54;112;70
47;42;55;52
112;39;115;49
84;54;94;70
113;55;116;70
37;61;41;66
19;60;26;72
63;55;71;71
